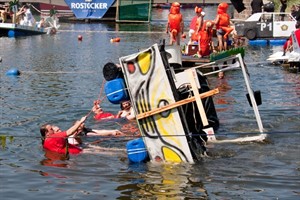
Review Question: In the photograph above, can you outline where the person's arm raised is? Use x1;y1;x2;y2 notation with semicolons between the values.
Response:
66;116;87;136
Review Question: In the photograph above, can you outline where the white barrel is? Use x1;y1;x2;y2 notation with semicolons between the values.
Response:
165;45;182;67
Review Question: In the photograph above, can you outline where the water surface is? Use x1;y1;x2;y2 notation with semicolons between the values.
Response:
0;7;299;200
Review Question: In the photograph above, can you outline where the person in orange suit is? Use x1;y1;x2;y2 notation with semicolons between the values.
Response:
214;2;233;51
166;2;184;45
189;6;204;44
190;6;205;43
197;20;215;57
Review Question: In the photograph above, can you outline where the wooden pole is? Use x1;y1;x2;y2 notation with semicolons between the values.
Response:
136;88;219;120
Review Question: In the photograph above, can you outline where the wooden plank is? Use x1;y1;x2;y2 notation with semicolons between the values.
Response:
136;88;219;120
182;56;210;63
187;68;209;126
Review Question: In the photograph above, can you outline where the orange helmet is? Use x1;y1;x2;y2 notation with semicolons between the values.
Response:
218;2;228;12
172;2;180;7
194;6;202;14
170;2;180;14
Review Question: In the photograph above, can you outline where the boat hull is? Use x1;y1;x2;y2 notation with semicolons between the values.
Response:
0;23;47;37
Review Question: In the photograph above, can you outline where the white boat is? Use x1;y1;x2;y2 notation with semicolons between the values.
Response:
0;17;60;37
267;30;300;72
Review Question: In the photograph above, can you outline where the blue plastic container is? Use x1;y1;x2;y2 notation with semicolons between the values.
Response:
6;68;21;76
105;78;129;104
269;39;286;46
126;138;148;163
248;39;268;46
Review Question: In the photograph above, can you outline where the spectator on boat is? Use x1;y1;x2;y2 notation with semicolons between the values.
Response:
190;6;204;45
291;4;300;23
50;6;57;19
251;0;263;14
280;0;287;21
37;17;45;29
188;6;203;45
214;2;233;51
166;2;184;45
116;100;136;120
0;4;10;23
18;4;35;26
40;115;87;154
197;20;215;58
92;100;115;120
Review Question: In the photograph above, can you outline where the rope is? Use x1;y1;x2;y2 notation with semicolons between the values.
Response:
65;138;69;159
58;30;166;34
97;79;106;101
1;131;299;140
21;71;96;74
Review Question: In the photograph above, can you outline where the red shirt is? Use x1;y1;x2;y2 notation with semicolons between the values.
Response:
285;29;300;50
199;30;212;56
293;29;300;47
44;131;82;154
94;112;115;120
189;16;198;30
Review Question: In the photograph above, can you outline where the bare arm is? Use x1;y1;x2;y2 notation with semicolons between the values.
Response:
195;17;202;33
66;116;87;136
87;129;124;136
214;15;220;26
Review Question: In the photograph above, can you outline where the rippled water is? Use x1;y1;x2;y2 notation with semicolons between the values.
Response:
1;7;299;200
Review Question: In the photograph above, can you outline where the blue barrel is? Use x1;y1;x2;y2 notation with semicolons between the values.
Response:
126;138;148;163
6;68;21;76
248;39;268;46
269;39;286;46
105;78;129;104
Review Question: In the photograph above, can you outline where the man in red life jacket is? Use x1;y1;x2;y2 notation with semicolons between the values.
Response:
40;116;87;155
166;2;184;45
197;21;215;57
214;2;233;51
283;22;300;55
286;21;300;69
92;100;115;120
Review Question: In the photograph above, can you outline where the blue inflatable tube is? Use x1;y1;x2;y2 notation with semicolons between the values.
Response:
269;39;286;46
248;40;268;46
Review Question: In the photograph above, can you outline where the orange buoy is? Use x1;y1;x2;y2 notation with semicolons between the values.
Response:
78;35;83;41
110;37;120;43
